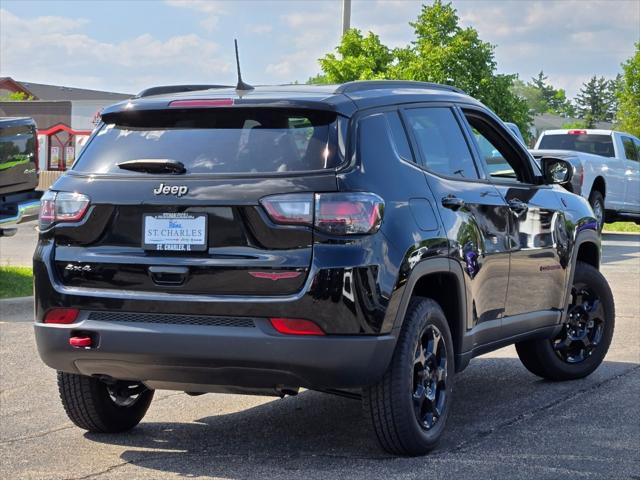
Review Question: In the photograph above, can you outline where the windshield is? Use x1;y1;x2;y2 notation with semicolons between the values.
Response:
73;108;343;175
538;133;614;158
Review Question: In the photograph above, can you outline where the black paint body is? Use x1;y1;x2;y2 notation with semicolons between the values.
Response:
33;84;599;393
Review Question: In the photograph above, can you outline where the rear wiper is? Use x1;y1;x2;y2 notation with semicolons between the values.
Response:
117;159;186;174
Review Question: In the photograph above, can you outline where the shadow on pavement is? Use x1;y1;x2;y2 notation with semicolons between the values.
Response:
601;235;640;264
82;357;639;478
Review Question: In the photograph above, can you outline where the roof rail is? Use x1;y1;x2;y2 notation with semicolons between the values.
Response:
135;84;232;98
334;80;465;95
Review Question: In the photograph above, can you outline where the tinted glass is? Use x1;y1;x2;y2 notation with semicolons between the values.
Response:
538;133;615;157
0;124;36;168
464;113;531;183
74;108;342;174
472;127;518;180
404;108;478;179
622;137;638;161
385;112;413;162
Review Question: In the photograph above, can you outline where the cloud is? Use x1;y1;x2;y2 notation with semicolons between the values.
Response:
264;9;341;82
454;0;639;95
0;8;230;93
246;23;273;35
164;0;227;32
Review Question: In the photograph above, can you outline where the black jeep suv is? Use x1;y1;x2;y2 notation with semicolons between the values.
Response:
34;81;614;455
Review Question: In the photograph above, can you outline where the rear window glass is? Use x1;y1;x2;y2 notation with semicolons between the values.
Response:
73;108;343;174
0;124;36;168
538;133;614;157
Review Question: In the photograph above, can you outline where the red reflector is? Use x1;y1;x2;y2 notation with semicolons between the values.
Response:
169;99;234;108
568;129;587;135
269;318;325;336
69;336;92;348
44;308;79;324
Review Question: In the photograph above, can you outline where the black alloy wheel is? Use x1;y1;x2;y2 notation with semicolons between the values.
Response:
412;325;448;430
106;382;149;407
515;261;614;381
552;284;605;364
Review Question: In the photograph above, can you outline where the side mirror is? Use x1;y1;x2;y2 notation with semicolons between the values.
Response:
541;157;573;185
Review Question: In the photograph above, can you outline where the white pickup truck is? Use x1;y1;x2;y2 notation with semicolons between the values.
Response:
531;129;640;229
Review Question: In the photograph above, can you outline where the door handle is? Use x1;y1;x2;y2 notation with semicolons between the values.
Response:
508;198;528;214
441;195;465;211
148;266;189;286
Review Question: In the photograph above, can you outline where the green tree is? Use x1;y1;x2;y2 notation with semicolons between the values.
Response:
312;1;532;141
561;120;589;129
0;91;34;101
515;71;574;116
511;78;546;114
313;29;392;84
616;44;639;137
575;76;617;127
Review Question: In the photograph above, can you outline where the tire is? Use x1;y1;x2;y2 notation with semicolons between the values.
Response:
516;261;614;381
588;190;605;232
364;297;455;456
57;372;154;433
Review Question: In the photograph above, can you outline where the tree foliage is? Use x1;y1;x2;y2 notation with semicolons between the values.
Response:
0;91;34;101
511;71;574;116
615;42;640;137
314;30;392;83
310;1;532;140
575;76;617;127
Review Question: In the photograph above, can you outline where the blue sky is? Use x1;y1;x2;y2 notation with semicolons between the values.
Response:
1;0;638;98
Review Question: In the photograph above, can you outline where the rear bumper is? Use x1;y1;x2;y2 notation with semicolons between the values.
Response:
0;197;40;231
34;317;396;391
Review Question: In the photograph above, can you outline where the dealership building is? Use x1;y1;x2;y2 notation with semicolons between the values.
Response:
0;77;130;188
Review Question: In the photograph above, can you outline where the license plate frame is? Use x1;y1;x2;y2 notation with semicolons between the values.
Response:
142;213;208;252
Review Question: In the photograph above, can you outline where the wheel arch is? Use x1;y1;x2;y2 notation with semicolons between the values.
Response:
576;240;599;270
591;176;606;199
561;228;601;323
391;258;466;371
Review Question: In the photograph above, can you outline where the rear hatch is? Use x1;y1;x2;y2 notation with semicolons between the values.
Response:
46;106;344;296
0;118;38;195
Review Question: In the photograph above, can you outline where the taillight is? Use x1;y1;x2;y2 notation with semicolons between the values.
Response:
39;191;90;230
260;193;314;226
44;308;79;324
260;192;384;235
269;318;325;336
315;192;384;235
568;130;587;135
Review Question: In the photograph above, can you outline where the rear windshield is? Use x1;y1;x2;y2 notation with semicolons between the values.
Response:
73;108;344;175
0;124;36;168
538;133;614;157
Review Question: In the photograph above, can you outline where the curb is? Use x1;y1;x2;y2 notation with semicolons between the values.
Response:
0;296;34;322
602;231;640;236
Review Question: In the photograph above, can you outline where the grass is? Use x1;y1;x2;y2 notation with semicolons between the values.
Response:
0;266;33;299
604;222;640;233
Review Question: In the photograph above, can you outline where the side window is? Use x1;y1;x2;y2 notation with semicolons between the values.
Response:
622;136;639;161
403;107;478;179
385;111;414;162
463;112;531;184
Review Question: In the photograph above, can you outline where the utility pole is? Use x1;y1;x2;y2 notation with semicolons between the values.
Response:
342;0;351;36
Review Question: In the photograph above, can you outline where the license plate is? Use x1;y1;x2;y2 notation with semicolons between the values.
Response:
143;213;207;252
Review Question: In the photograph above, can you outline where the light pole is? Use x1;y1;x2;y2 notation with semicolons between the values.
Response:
342;0;351;36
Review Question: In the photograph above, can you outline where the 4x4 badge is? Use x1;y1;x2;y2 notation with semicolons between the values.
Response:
153;183;188;197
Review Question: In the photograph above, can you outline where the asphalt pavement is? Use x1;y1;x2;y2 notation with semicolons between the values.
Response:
0;229;638;479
